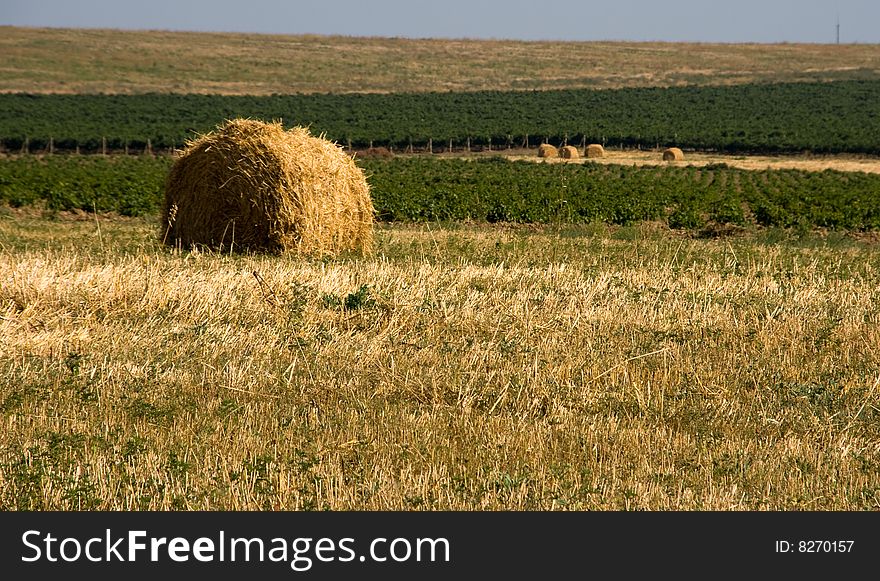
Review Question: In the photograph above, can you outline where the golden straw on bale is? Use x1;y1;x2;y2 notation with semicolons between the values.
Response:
162;118;374;256
663;147;685;162
585;144;605;158
537;143;558;158
560;145;580;159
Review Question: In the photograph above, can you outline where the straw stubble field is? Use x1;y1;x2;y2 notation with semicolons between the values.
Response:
1;214;879;510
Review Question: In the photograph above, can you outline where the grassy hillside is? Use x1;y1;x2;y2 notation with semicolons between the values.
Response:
2;26;880;94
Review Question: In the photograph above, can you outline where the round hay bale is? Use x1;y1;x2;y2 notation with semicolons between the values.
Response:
560;145;580;159
585;144;605;158
663;147;685;162
357;146;394;159
537;143;558;158
162;119;374;256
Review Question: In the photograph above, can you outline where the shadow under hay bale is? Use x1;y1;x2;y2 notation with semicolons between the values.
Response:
162;119;374;256
585;144;605;158
560;145;580;159
538;144;558;158
663;147;685;162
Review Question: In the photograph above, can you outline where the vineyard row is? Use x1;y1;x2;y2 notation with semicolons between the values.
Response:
2;80;880;155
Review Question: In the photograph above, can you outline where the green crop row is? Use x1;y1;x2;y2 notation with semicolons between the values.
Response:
0;155;168;216
2;80;880;155
2;155;880;230
362;158;880;230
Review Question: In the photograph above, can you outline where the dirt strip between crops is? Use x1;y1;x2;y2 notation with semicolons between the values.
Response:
495;148;880;174
6;147;880;175
414;148;880;174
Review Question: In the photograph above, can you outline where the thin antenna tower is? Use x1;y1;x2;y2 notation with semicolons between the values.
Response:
836;14;840;44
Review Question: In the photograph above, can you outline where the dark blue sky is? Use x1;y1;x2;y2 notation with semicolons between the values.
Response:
2;0;877;43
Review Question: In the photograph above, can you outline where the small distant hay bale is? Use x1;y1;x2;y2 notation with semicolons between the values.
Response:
663;147;685;162
560;145;580;159
538;144;558;158
585;144;605;158
357;146;394;159
162;118;374;255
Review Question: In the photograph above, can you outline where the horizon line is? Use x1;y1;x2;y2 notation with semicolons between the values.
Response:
0;24;872;46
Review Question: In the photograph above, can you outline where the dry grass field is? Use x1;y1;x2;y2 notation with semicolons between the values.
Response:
2;213;879;510
2;26;880;94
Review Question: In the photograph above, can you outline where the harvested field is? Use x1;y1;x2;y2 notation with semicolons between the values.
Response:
1;215;879;510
